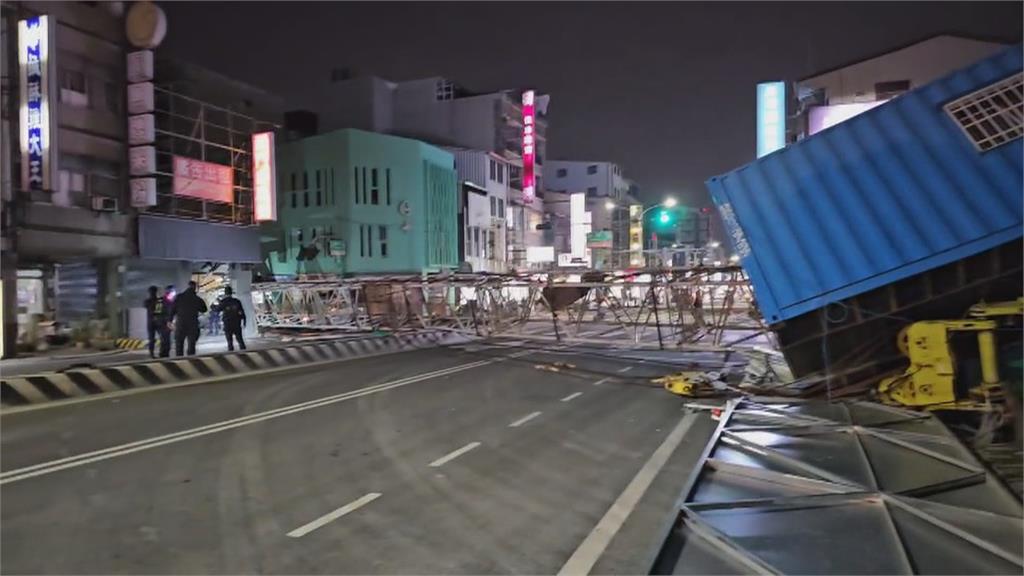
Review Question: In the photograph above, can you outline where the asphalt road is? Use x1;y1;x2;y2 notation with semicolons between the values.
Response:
0;342;707;574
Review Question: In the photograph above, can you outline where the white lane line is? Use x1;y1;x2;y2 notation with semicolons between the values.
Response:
592;377;611;386
557;412;699;576
287;492;381;538
429;442;482;468
0;354;522;485
617;366;633;373
561;392;583;403
509;411;542;428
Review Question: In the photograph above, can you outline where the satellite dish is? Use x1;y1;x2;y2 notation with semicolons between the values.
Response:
125;1;167;49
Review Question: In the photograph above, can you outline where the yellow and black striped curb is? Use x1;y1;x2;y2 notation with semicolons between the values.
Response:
114;338;147;350
1;331;465;408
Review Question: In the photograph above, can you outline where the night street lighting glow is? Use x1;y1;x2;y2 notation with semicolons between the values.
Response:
658;211;671;224
662;197;678;208
709;241;721;248
729;254;740;263
604;200;616;211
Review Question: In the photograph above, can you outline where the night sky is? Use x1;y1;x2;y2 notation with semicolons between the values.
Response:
161;2;1022;207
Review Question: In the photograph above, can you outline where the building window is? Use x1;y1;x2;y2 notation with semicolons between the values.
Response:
944;73;1023;152
316;189;322;206
331;168;336;205
498;199;505;218
489;159;497;181
473;227;480;257
104;82;119;113
385;168;391;205
497;163;504;184
354;167;360;204
304;191;309;207
359;225;365;257
379;225;388;257
362;167;367;204
303;171;309;190
436;79;454;101
316;170;321;189
291;193;297;208
587;186;598;197
371;168;379;204
556;168;567;178
291;172;297;190
875;80;911;100
587;164;598;175
490;196;497;217
367;225;373;257
60;69;88;106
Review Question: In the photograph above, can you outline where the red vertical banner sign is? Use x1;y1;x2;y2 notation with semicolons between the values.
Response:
252;131;277;222
521;90;536;204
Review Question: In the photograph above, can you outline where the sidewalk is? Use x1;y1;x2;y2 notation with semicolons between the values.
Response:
0;335;280;377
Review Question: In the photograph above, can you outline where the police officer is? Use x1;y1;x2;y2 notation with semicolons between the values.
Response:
144;286;171;358
169;281;207;356
219;286;247;351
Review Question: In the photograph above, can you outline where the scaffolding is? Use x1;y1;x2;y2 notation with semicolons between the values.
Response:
251;266;771;351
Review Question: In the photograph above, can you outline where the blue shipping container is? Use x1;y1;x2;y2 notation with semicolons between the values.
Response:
709;46;1023;324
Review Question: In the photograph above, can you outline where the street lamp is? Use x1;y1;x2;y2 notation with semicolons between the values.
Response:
639;196;679;218
729;254;740;263
604;200;616;211
709;241;721;249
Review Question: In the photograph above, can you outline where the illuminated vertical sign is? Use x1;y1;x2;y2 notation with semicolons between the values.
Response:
19;15;56;191
629;204;643;267
756;81;786;158
521;90;536;204
252;131;277;222
570;192;586;259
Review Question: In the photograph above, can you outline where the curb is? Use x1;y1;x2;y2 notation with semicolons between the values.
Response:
114;338;147;350
1;331;465;408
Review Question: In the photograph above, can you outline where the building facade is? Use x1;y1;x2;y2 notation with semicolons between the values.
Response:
312;75;550;271
793;34;1007;139
261;129;459;277
0;2;287;354
544;160;639;268
2;2;131;354
447;148;510;273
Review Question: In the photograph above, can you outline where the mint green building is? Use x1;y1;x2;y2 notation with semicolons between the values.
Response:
261;129;459;277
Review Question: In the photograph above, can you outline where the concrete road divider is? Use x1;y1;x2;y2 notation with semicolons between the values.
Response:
1;331;466;408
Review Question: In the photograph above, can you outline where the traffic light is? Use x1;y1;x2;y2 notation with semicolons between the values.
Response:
658;210;672;225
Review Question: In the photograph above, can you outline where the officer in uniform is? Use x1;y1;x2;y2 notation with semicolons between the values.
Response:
144;285;171;358
169;281;207;356
219;286;247;351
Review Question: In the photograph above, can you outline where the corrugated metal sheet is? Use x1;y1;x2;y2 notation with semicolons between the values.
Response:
708;46;1023;324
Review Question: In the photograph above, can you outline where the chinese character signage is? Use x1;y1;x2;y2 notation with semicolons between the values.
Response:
756;81;786;158
130;177;157;207
521;90;536;204
19;15;56;191
126;50;154;83
129;146;156;176
251;132;277;222
128;114;155;145
173;156;233;203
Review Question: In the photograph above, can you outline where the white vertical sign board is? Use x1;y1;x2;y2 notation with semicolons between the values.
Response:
127;82;154;115
128;114;155;145
130;177;157;207
19;15;58;191
126;50;154;83
129;146;156;176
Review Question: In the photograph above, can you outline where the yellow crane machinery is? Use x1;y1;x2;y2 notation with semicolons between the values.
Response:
877;298;1023;411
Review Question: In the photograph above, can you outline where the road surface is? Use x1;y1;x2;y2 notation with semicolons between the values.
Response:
0;342;709;574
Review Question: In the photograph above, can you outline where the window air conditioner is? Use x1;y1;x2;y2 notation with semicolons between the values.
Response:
91;195;118;212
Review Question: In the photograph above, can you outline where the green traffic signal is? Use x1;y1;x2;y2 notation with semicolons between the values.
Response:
658;210;671;224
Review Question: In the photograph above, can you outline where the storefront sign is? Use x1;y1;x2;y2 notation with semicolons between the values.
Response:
126;50;154;83
127;82;154;114
129;145;156;176
19;15;56;191
521;90;536;204
173;156;233;203
251;131;277;222
130;177;157;207
128;114;155;145
756;81;786;158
